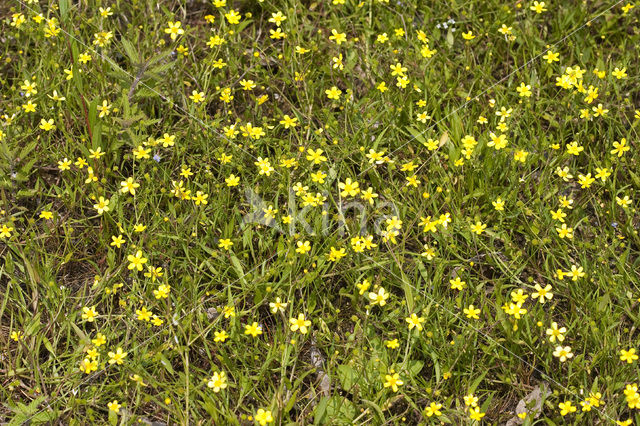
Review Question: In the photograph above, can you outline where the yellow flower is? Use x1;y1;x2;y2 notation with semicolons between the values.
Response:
558;400;576;416
338;178;360;197
159;133;176;147
295;240;311;254
469;406;486;421
551;209;567;223
289;313;312;334
516;82;532;97
356;279;371;295
93;31;113;46
462;31;475;40
127;250;148;271
577;173;595;188
207;371;228;392
107;400;121;414
513;150;529;163
325;86;342;100
470;221;487;235
390;62;407;76
193;191;208;205
97;100;112;118
223;305;236;318
611;138;630;157
38;118;55;131
620;348;639;364
269;297;288;314
612;67;628;79
498;24;512;35
189;90;206;103
464;393;478;407
595;167;611;182
219;238;233;250
555;223;573;239
268;11;287;26
616;195;632;208
132;145;150;160
385;339;400;349
361;187;379;205
327;246;346;262
368;287;389;306
107;347;128;365
553;346;573;362
463;304;481;319
546;322;566;342
280;114;298;129
405;313;425;331
329;29;347;44
306;148;327;164
136;306;152;321
22;100;37;112
153;284;171;299
532;284;553;303
530;1;547;13
164;21;184;40
178;169;194;182
225;9;241;24
255;408;274;425
450;277;466;291
383;372;403;392
99;7;113;18
487;133;508;149
92;333;107;347
406;175;420;187
207;35;227;48
11;13;26;28
424;402;442;417
225;174;240;187
82;306;98;322
214;330;229;342
79;358;98;374
134;224;147;233
592;103;608;117
39;211;53;220
120;177;140;195
254;157;274;176
244;321;263;337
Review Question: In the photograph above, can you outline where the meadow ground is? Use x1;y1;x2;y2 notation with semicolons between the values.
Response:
1;0;640;424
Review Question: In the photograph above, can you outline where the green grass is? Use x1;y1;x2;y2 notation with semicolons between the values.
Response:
1;0;640;424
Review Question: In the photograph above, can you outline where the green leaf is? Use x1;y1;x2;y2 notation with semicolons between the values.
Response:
108;411;118;425
147;60;176;76
157;353;175;374
59;0;70;22
401;269;414;313
284;389;298;414
405;360;424;378
18;140;37;159
446;28;454;47
337;364;361;391
229;254;248;286
314;396;355;425
121;37;140;64
87;98;99;147
405;126;427;145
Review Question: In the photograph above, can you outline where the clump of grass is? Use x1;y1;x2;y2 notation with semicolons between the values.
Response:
1;0;640;424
